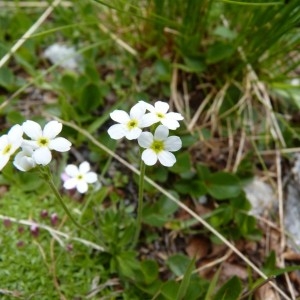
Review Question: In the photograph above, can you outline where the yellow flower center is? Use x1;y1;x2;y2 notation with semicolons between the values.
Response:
127;119;138;129
77;174;83;180
37;137;49;147
151;140;164;154
156;112;164;119
2;144;12;155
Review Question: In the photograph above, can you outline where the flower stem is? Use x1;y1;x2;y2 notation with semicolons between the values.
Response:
132;160;146;248
39;166;99;242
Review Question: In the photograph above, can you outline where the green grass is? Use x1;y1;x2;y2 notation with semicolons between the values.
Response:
0;0;299;299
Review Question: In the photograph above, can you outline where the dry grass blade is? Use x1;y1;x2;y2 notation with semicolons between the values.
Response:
54;116;292;300
0;1;72;8
98;23;137;56
0;214;104;251
0;0;62;69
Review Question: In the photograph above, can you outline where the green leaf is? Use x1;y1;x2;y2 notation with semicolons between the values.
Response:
116;251;140;279
176;257;195;300
170;152;191;174
0;67;14;90
143;213;168;227
174;179;207;197
205;266;222;300
141;260;159;284
214;276;242;300
206;42;235;64
213;26;237;40
205;172;241;200
178;55;206;73
60;73;77;95
142;194;178;227
264;251;276;271
161;280;180;300
79;83;102;112
166;254;191;277
196;164;211;180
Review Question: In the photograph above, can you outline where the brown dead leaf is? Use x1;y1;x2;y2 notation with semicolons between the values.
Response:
210;243;227;258
283;250;300;261
221;262;248;281
254;284;280;300
186;236;210;260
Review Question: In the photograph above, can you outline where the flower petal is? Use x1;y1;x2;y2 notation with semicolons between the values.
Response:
49;137;71;152
0;135;8;151
32;147;52;165
8;124;23;143
43;121;62;139
161;117;180;130
21;140;38;150
77;181;88;193
167;112;184;121
155;101;169;113
65;164;79;177
0;154;10;171
140;113;158;127
79;161;90;174
110;110;130;123
125;127;142;140
154;125;169;140
13;150;36;172
164;136;182;152
138;132;153;148
141;149;157;166
157;151;176;167
108;124;126;140
22;120;42;140
139;100;154;112
130;102;146;119
64;178;78;190
85;172;98;183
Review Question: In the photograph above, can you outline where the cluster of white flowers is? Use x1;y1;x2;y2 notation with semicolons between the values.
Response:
0;120;72;172
107;100;184;167
43;44;82;70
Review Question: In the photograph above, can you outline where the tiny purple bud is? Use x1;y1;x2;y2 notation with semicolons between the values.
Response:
40;210;48;218
16;240;25;248
66;244;73;252
50;213;59;226
30;224;39;237
18;226;24;234
3;218;12;228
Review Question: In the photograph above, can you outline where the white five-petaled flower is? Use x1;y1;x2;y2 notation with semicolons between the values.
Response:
13;146;37;172
138;125;182;167
140;100;184;130
22;120;72;166
0;124;23;171
63;161;98;194
108;102;148;140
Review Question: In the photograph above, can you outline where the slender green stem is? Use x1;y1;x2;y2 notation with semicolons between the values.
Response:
39;166;99;242
132;160;146;248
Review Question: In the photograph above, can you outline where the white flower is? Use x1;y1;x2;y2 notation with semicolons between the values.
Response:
13;146;37;171
63;161;98;194
22;120;72;166
138;125;182;167
0;124;23;171
141;100;184;130
43;44;81;70
108;102;148;140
